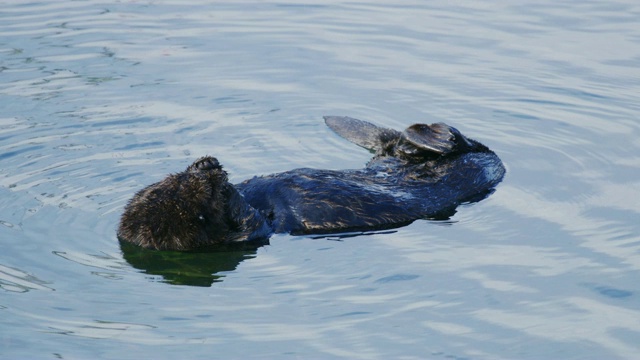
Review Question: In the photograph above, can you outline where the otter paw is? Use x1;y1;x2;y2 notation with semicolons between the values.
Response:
191;156;220;172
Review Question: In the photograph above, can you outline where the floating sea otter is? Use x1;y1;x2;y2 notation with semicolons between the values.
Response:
118;116;505;251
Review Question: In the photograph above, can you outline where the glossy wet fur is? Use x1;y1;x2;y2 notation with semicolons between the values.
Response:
118;116;505;250
117;157;270;250
238;118;502;234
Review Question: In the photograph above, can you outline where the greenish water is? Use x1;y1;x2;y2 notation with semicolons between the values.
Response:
1;1;639;359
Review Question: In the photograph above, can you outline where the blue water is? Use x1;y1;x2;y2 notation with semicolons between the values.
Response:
2;1;639;359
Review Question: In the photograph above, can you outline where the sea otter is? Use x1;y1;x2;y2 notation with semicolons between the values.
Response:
117;116;505;251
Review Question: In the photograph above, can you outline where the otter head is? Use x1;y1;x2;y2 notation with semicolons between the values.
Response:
118;156;241;251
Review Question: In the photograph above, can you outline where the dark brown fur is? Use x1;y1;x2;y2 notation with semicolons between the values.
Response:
118;117;505;251
118;158;229;250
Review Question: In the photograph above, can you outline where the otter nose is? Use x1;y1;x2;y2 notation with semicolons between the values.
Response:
192;156;220;172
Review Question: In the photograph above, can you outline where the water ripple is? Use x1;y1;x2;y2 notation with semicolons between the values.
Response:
0;264;53;293
1;0;639;359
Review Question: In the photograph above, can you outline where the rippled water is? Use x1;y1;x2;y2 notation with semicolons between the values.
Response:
2;0;639;359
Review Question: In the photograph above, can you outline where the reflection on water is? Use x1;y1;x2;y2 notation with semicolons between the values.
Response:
119;240;265;286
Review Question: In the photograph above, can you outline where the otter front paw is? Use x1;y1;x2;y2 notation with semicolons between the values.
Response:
190;156;221;172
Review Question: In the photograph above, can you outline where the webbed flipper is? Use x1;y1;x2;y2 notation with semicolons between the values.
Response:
324;116;401;152
399;123;472;156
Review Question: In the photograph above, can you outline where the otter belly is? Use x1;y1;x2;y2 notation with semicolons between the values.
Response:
235;151;504;235
236;169;423;233
118;117;505;251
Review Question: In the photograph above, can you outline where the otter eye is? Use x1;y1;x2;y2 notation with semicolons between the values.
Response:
198;214;205;222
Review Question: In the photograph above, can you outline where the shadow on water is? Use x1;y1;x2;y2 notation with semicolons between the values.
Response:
119;240;267;287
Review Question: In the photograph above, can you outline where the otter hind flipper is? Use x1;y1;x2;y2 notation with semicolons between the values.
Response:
324;116;401;152
401;123;472;156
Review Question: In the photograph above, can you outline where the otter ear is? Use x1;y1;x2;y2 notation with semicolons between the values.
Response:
324;116;401;152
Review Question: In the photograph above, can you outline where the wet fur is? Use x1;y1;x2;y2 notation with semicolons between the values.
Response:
118;117;505;250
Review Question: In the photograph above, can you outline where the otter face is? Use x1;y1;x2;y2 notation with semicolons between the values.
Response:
117;156;233;251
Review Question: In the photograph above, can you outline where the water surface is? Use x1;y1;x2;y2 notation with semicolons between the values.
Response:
1;1;639;359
